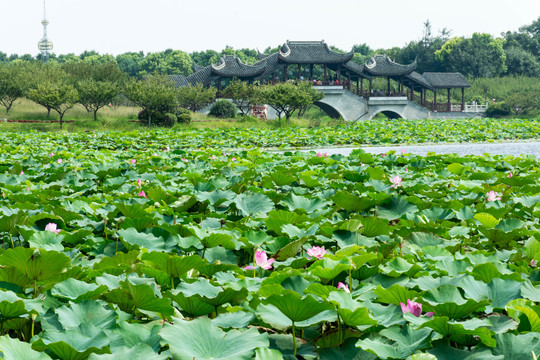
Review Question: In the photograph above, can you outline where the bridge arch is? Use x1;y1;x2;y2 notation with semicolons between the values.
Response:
314;101;344;119
372;109;404;119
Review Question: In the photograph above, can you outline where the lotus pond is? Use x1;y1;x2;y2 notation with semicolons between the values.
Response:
0;130;540;359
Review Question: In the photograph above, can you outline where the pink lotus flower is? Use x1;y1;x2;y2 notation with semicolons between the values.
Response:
400;299;434;317
45;223;61;234
508;172;513;178
210;155;216;160
19;171;24;175
181;158;188;162
531;259;537;267
254;250;274;270
306;246;327;259
49;152;54;157
316;152;323;157
486;190;501;202
400;299;423;317
153;153;158;156
130;159;136;164
337;282;350;293
137;178;142;187
401;149;406;154
231;157;237;161
58;159;62;164
381;153;386;157
138;191;147;198
389;175;402;189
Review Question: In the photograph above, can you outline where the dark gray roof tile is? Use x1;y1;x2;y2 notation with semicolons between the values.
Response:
423;72;471;88
278;40;354;64
365;55;416;76
211;55;266;78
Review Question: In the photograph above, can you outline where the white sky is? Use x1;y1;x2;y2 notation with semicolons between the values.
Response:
1;0;539;56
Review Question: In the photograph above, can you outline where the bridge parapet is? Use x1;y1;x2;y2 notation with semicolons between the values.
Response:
367;97;409;105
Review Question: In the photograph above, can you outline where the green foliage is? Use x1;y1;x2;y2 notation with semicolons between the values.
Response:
209;100;237;119
485;103;512;118
177;83;217;112
436;33;507;77
138;50;193;77
0;62;30;115
260;81;323;121
123;75;178;126
221;79;260;116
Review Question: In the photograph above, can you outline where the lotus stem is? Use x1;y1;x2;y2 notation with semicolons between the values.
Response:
337;311;342;346
349;269;352;290
532;351;537;360
292;322;297;356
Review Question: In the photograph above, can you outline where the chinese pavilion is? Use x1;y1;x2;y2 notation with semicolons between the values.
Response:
177;40;471;114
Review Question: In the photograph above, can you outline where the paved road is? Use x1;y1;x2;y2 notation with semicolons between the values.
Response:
298;141;540;157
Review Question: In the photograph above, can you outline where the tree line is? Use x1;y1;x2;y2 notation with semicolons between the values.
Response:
1;18;539;78
0;60;323;128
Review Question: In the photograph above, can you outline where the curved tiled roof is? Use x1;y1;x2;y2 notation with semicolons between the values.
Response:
210;55;266;78
253;52;285;80
342;61;373;80
404;71;436;92
364;55;416;76
169;74;189;88
278;40;354;64
186;65;216;86
423;72;471;88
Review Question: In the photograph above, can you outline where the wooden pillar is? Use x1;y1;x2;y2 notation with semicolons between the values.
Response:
400;77;403;94
434;90;437;111
284;65;287;81
217;78;222;97
338;64;341;82
360;78;364;96
271;72;275;85
461;87;465;111
298;64;301;80
411;83;415;101
347;72;351;90
324;64;327;82
369;80;372;95
310;64;314;80
447;88;451;112
387;77;390;95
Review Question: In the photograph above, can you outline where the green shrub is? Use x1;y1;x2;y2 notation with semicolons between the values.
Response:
137;109;177;127
209;100;236;119
485;102;512;118
177;113;191;124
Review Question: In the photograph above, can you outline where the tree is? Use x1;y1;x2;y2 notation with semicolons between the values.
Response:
123;75;179;126
139;50;193;77
221;79;260;115
505;91;540;115
26;66;79;129
260;81;323;122
177;83;217;112
190;50;220;67
0;62;30;114
504;46;540;76
435;33;507;77
116;52;144;78
63;62;124;120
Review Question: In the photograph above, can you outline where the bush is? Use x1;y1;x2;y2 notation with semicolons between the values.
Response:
485;102;512;118
137;109;177;127
209;100;236;119
177;113;191;124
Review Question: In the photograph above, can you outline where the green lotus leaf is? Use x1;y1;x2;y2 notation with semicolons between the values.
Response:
32;330;111;360
263;292;335;324
419;317;496;347
255;347;284;360
275;237;307;261
104;282;173;317
160;317;269;360
173;278;248;308
356;325;432;360
474;213;499;228
460;277;522;311
51;279;107;302
333;191;377;213
308;258;353;282
0;335;52;360
328;291;377;327
491;333;540;360
211;311;254;329
374;284;420;306
165;290;215;317
422;285;490;319
380;257;423;278
428;341;503;360
141;252;205;279
0;290;27;318
375;196;419;220
117;227;165;252
234;193;274;218
270;171;296;186
88;343;166;360
55;300;117;332
282;192;329;214
109;320;162;352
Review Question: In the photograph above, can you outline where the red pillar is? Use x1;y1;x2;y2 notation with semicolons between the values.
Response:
338;64;341;83
369;80;372;95
347;72;351;90
461;88;465;111
310;64;313;80
434;90;437;111
324;64;327;82
284;65;287;81
298;64;301;80
447;88;451;112
400;77;403;95
360;78;364;96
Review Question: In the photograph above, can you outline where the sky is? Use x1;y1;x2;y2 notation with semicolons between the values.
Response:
0;0;539;56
